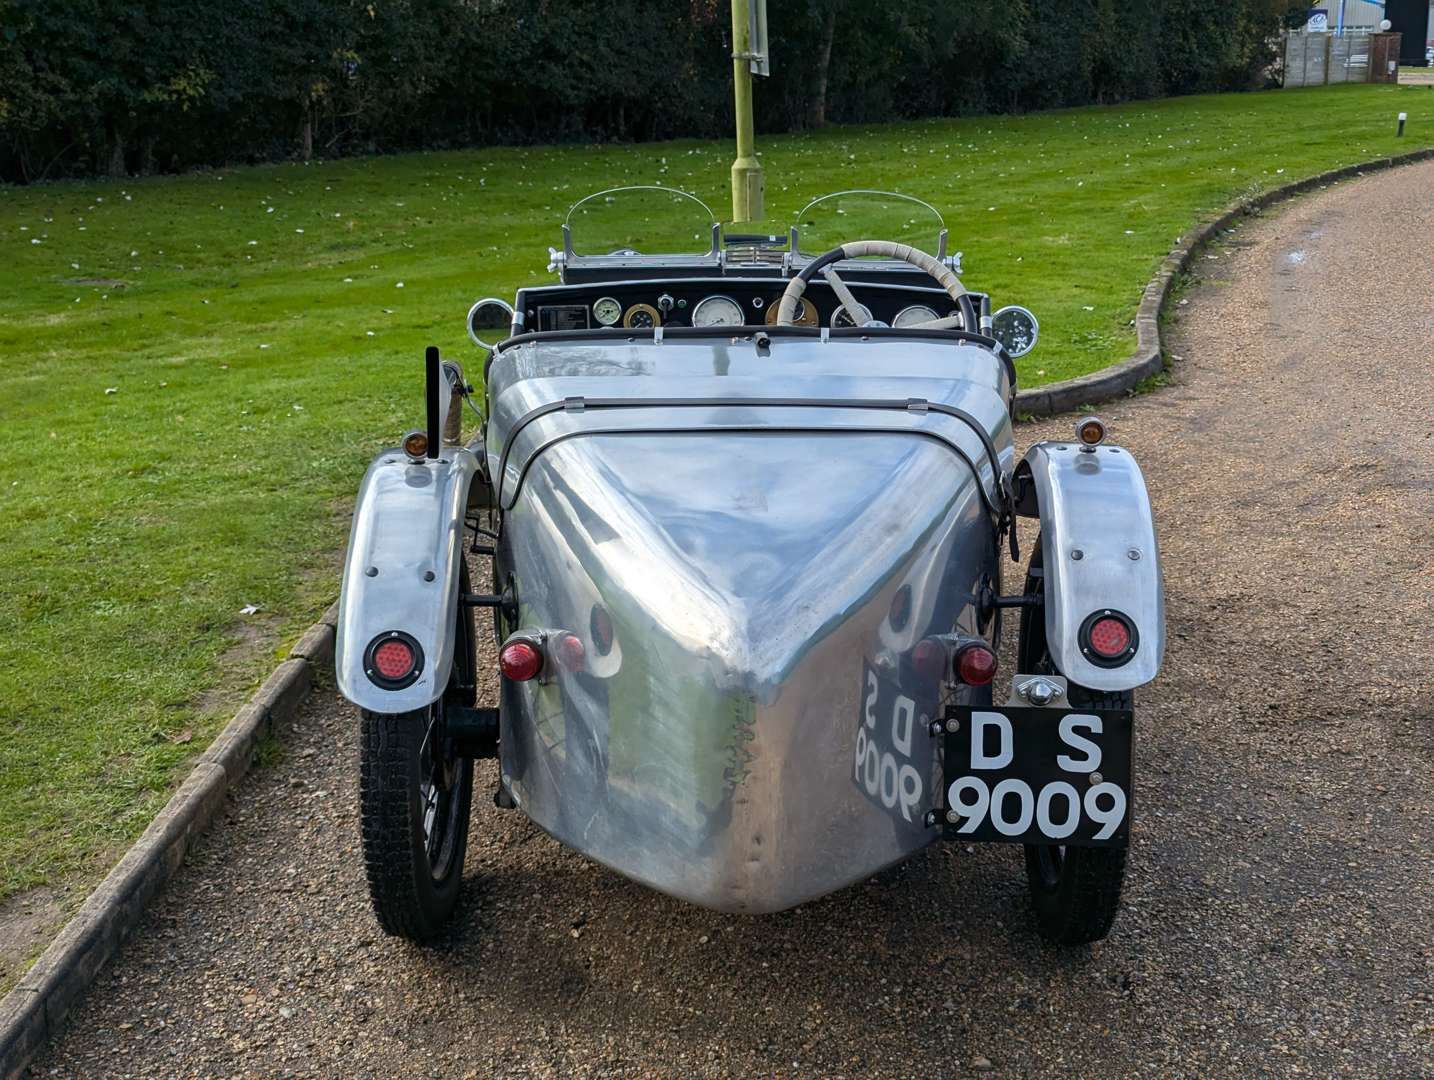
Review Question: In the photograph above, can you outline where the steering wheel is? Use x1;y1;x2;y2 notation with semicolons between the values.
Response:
774;241;978;333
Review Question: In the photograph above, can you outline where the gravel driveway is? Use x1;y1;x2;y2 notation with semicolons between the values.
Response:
26;161;1434;1078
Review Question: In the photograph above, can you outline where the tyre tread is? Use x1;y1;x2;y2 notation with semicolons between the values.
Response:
358;708;471;942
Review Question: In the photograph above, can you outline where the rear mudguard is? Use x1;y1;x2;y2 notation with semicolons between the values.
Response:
1013;442;1164;691
335;447;481;713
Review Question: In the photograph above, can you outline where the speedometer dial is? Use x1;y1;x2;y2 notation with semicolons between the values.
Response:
691;295;744;328
765;297;818;327
893;304;939;328
592;296;623;326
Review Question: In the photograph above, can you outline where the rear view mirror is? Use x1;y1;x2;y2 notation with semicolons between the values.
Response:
991;305;1039;357
467;298;515;349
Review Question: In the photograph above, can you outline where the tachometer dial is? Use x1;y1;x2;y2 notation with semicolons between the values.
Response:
623;303;661;329
765;297;818;327
592;296;623;326
831;303;873;328
893;304;939;328
691;295;744;328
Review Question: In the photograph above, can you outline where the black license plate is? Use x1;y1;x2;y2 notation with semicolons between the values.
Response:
942;705;1133;846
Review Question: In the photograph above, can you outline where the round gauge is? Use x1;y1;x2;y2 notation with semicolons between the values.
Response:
832;303;873;328
691;295;745;328
592;296;623;326
893;304;940;328
765;297;819;327
623;303;661;329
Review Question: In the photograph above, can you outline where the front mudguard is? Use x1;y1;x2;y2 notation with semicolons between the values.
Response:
1014;442;1164;692
335;447;481;713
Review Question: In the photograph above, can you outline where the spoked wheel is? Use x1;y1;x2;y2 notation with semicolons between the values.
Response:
1017;535;1129;945
357;563;477;942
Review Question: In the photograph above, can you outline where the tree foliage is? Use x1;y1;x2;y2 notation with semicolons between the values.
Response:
0;0;1305;182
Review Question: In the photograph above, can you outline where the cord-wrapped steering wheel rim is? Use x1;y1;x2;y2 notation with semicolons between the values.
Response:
775;241;978;332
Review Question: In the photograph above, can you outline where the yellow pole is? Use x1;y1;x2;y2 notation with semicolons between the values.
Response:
729;0;764;223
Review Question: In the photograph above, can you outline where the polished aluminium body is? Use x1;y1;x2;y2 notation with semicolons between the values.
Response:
333;186;1166;919
487;338;1012;911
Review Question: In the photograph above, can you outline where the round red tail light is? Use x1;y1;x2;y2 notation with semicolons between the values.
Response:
1089;618;1130;657
499;639;544;682
954;643;998;686
1082;610;1137;666
373;639;415;679
364;630;424;690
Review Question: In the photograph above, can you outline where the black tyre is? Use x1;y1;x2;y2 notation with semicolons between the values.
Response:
357;562;476;942
1017;535;1129;945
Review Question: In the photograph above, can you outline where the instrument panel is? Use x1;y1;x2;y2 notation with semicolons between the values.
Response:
520;279;965;335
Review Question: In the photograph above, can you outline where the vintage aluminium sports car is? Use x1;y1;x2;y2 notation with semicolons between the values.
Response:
334;188;1164;945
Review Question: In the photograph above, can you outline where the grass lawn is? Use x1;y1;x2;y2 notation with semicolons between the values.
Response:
1;82;1430;915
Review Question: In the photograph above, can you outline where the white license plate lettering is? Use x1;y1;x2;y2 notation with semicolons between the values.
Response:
1084;781;1127;840
989;778;1036;836
1035;780;1081;839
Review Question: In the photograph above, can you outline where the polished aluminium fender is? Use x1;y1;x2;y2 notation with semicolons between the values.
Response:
335;447;481;713
1014;442;1164;691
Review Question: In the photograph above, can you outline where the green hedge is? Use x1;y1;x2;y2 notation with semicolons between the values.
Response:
0;0;1304;183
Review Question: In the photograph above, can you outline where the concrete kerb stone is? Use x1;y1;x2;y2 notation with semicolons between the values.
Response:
0;993;45;1080
291;621;337;668
0;609;335;1080
1012;147;1434;418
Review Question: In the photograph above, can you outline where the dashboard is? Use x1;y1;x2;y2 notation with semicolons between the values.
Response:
513;278;972;335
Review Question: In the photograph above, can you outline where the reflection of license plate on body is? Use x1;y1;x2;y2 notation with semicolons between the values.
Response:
854;662;935;825
943;705;1132;846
